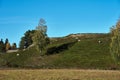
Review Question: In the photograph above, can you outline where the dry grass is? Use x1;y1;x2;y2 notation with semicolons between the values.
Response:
0;69;120;80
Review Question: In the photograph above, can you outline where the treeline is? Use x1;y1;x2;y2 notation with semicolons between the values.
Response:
0;38;17;53
0;18;50;55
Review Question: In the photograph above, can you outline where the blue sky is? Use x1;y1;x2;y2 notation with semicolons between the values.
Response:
0;0;120;47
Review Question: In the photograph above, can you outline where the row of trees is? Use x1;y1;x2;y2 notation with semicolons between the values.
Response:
0;38;17;52
0;18;49;54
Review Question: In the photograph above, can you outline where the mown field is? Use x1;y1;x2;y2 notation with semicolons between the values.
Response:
0;69;120;80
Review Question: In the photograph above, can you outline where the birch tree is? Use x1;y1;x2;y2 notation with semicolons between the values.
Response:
32;18;49;55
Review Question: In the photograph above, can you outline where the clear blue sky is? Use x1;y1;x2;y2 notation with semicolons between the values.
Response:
0;0;120;47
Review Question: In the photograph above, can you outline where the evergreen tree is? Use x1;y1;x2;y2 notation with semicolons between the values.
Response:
5;38;8;46
0;39;5;52
19;30;35;49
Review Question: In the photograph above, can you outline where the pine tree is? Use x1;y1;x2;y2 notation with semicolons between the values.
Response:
0;39;5;52
5;38;8;46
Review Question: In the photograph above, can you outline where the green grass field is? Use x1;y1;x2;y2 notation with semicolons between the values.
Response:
0;34;120;80
0;33;119;69
0;69;120;80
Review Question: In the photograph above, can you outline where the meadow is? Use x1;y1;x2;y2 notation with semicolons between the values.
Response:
0;34;120;80
0;69;120;80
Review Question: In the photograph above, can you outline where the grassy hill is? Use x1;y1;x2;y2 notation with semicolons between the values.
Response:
0;33;118;69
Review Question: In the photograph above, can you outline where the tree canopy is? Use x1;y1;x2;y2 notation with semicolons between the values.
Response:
19;30;35;49
32;18;50;55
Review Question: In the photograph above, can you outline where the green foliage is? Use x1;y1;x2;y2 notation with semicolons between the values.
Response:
32;30;47;54
0;33;116;69
110;20;120;65
110;26;116;36
0;38;13;52
19;30;35;49
0;39;6;53
5;38;8;46
32;18;49;55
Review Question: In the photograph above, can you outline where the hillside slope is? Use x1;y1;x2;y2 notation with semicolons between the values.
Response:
0;33;117;69
51;37;114;69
